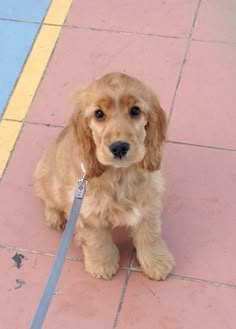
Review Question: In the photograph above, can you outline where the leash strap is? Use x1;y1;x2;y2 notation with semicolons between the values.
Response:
30;173;87;329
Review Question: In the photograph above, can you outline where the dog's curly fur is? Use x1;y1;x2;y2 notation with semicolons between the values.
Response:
33;72;175;280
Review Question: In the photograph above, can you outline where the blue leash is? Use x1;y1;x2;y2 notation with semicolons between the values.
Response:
30;163;87;329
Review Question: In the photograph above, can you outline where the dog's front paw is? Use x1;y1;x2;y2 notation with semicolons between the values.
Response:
141;253;175;281
137;242;175;280
84;245;120;280
85;260;119;280
45;206;66;231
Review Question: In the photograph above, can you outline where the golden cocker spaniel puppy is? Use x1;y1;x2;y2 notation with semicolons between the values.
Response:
34;72;175;280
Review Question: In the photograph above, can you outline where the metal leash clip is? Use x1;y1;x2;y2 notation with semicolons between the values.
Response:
75;161;88;199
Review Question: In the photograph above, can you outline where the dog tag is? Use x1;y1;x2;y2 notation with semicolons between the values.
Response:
75;180;86;199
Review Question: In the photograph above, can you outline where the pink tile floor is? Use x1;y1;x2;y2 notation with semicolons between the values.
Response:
1;0;236;328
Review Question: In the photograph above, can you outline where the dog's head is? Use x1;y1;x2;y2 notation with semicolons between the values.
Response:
71;73;167;178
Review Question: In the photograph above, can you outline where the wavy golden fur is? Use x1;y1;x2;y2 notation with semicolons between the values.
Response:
34;72;174;280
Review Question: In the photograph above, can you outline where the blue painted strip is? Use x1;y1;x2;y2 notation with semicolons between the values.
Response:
0;0;50;22
0;21;41;116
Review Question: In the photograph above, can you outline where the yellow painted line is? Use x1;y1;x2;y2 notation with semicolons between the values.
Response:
3;0;72;121
0;0;72;177
0;121;22;176
44;0;72;25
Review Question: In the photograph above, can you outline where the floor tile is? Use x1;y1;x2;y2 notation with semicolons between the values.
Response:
168;40;236;149
0;0;50;22
161;143;236;284
0;124;67;252
193;0;236;43
43;259;126;329
0;248;52;329
0;123;133;266
66;0;198;37
0;248;126;329
116;272;236;329
27;27;186;126
0;21;40;116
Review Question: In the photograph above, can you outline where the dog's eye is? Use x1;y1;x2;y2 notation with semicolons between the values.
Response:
95;109;105;120
129;106;141;117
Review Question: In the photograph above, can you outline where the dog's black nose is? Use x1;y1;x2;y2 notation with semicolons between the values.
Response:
109;141;130;159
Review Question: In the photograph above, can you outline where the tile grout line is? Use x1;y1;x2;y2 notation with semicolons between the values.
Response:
112;249;135;329
0;17;187;39
167;140;236;152
58;24;186;40
1;242;235;290
169;273;236;289
0;242;133;269
167;0;202;126
128;266;236;289
0;243;82;261
1;17;236;46
1;117;65;128
192;38;236;46
0;0;51;28
24;119;64;128
3;118;235;152
112;271;130;329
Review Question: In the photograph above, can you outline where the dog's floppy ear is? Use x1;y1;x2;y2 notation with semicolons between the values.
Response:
140;96;167;171
71;90;105;178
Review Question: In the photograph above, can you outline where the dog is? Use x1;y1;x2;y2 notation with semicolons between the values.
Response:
33;72;175;280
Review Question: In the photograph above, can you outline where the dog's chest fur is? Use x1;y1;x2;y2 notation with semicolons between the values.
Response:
79;168;161;228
